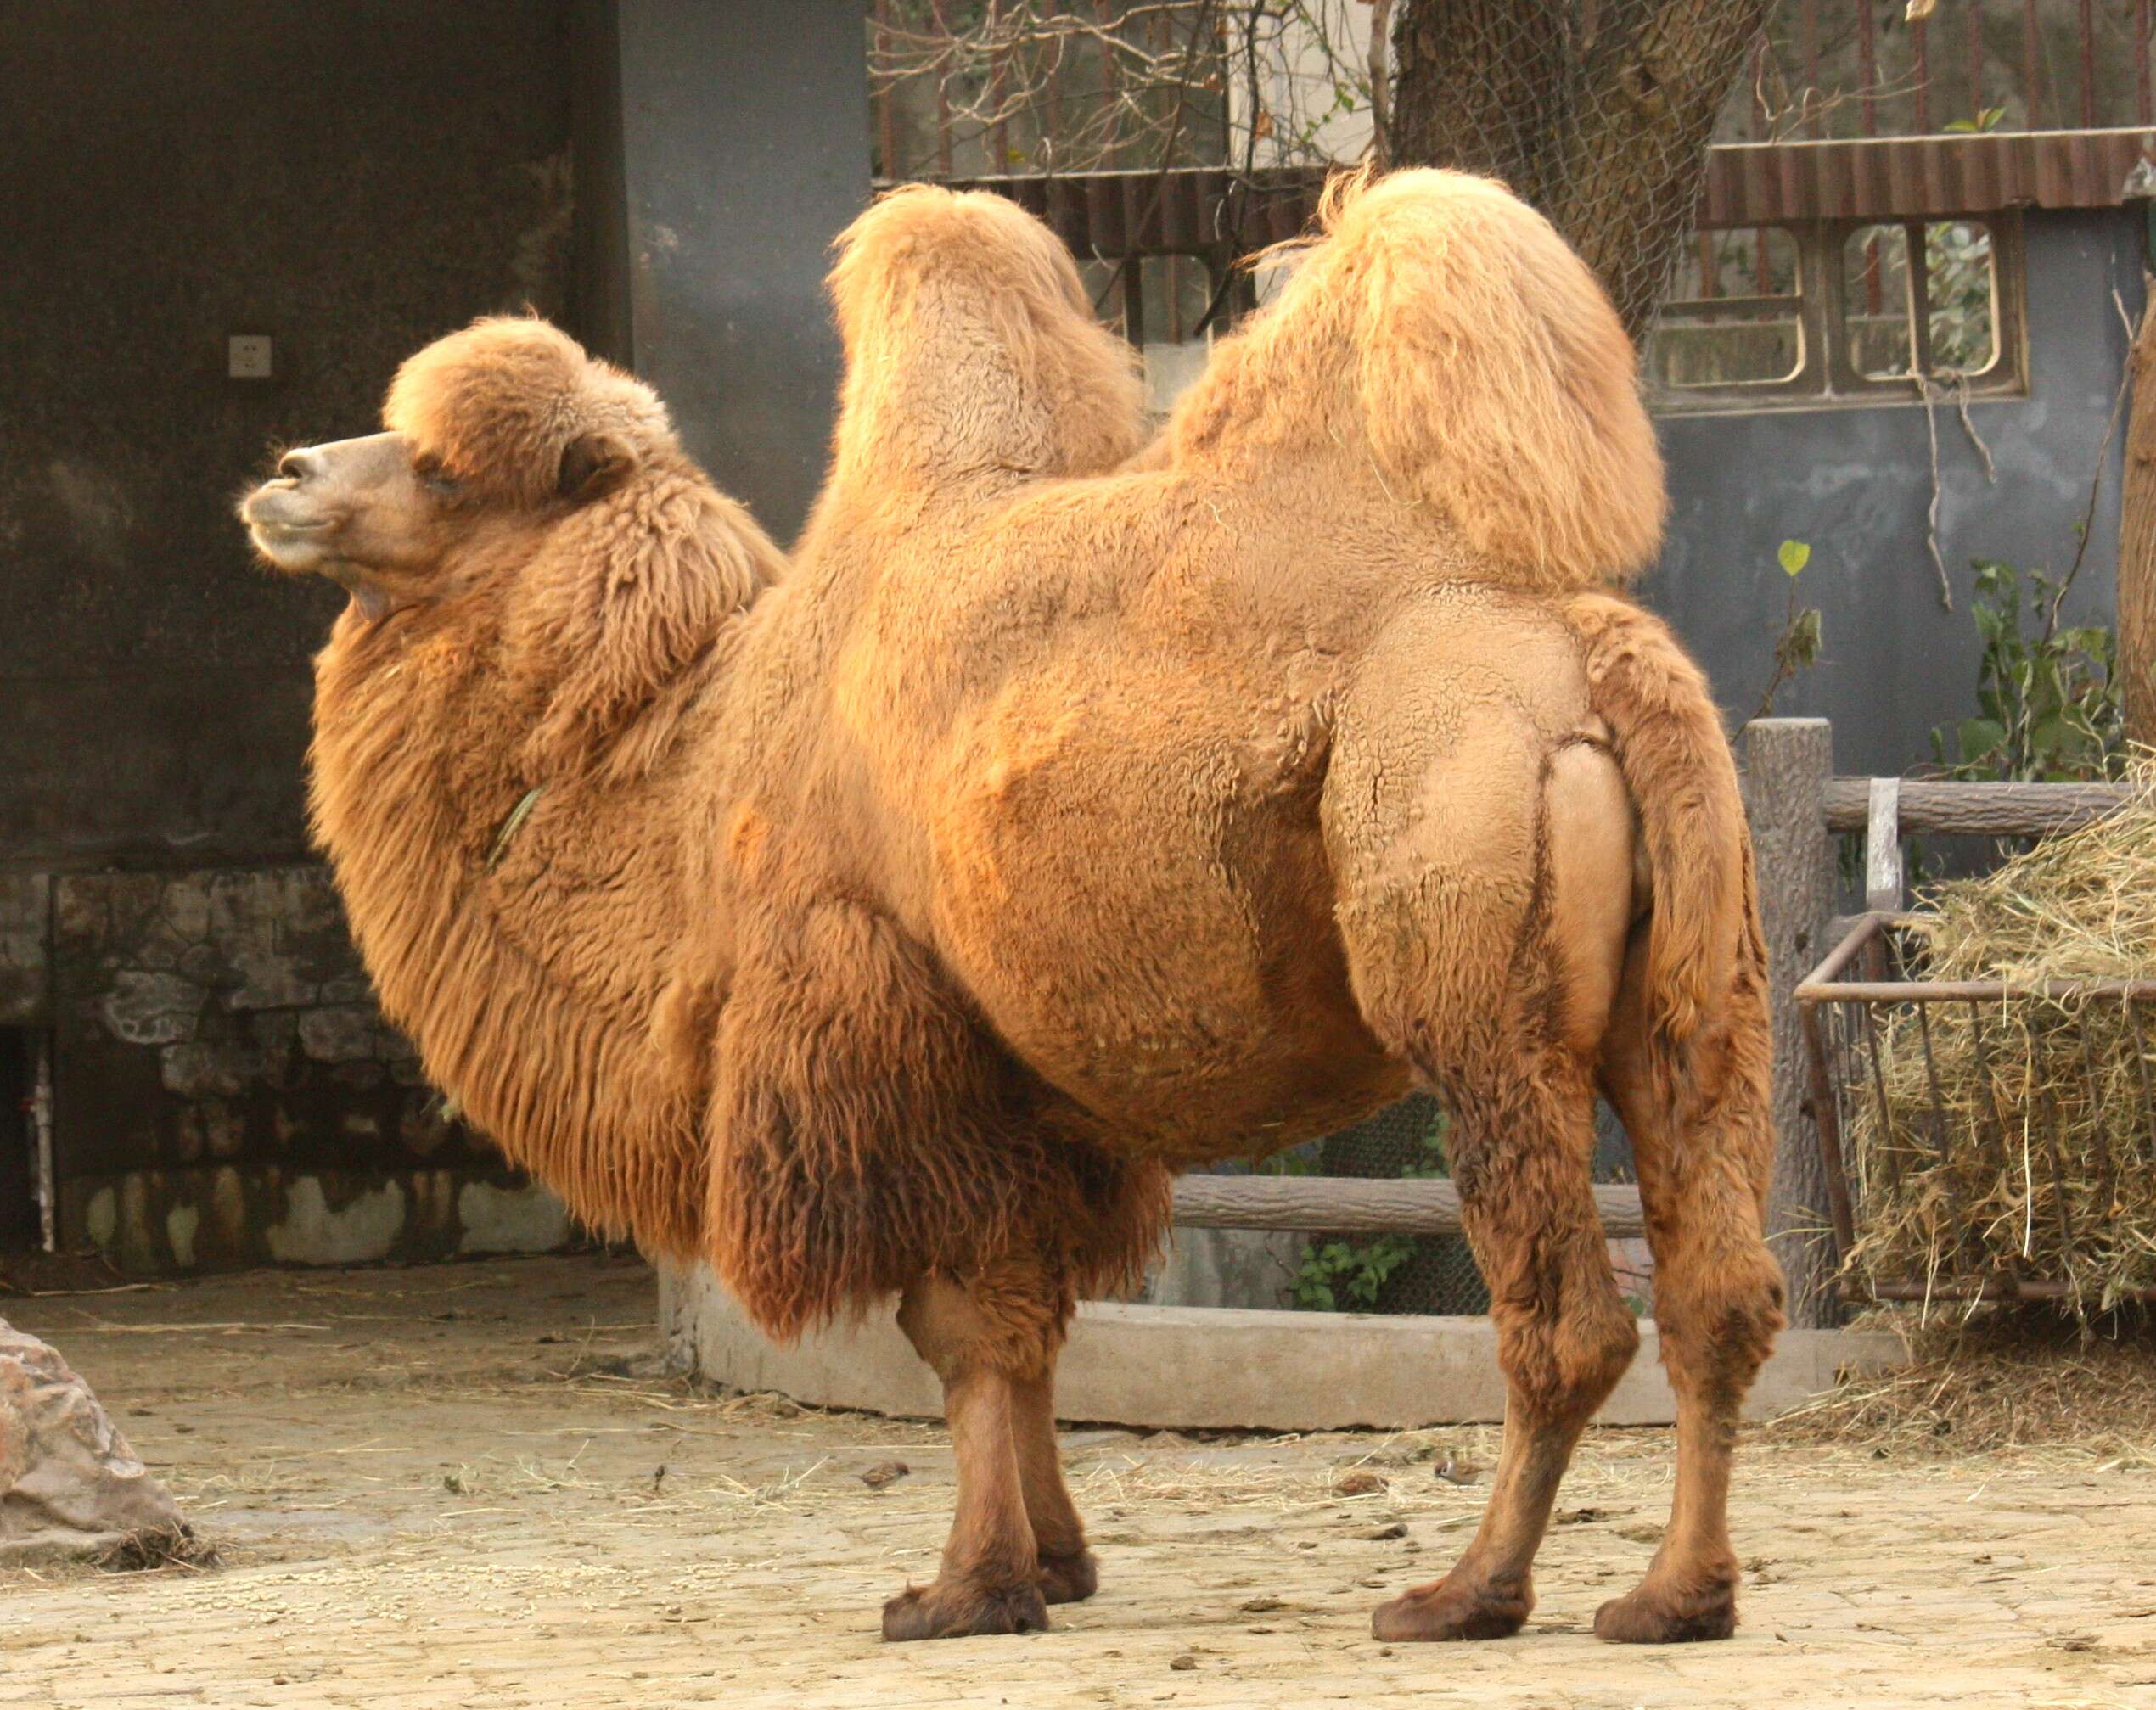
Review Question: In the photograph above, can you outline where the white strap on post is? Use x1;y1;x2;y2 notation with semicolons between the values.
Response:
1865;775;1904;914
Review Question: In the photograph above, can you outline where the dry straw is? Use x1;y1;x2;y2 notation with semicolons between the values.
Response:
1841;758;2156;1318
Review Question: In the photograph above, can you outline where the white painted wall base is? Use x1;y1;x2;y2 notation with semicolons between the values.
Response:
660;1264;1903;1432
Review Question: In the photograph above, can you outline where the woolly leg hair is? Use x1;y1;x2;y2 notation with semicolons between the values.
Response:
1371;1057;1640;1641
1592;921;1784;1644
1012;1365;1098;1605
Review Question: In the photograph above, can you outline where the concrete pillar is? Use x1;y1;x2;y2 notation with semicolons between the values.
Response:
574;0;872;542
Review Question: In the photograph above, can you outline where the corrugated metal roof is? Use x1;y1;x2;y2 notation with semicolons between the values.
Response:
922;129;2156;257
1699;127;2156;225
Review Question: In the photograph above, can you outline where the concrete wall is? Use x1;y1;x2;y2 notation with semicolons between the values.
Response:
1652;209;2141;777
582;0;873;544
1;0;577;871
662;1263;1903;1430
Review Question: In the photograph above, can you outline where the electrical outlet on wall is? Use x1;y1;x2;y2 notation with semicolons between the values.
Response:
227;334;273;381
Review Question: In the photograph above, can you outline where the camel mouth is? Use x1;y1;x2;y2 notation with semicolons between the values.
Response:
240;485;345;569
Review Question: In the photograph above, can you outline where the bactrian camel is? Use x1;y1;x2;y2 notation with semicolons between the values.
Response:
241;167;1783;1650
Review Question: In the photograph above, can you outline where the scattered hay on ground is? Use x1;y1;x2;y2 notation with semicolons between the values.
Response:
1842;759;2156;1315
93;1523;220;1574
1767;1304;2156;1460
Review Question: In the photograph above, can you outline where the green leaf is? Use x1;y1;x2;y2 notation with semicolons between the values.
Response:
1777;539;1811;578
1789;607;1823;666
1957;717;2006;761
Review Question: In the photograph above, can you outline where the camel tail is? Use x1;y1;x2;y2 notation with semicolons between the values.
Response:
1565;592;1749;1053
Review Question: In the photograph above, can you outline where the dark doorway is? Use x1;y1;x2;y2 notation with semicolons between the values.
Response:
0;1034;40;1251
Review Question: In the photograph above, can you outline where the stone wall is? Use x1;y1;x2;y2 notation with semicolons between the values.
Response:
43;866;567;1275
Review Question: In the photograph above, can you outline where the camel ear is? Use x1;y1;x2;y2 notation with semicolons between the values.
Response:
557;431;633;503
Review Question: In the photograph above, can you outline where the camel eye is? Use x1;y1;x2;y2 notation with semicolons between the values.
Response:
414;459;462;499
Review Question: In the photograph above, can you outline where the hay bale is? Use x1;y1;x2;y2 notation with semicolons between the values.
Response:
1844;761;2156;1317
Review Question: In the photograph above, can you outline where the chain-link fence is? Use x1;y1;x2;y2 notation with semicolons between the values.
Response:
1296;1094;1637;1316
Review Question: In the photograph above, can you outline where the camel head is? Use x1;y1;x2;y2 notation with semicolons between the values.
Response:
824;184;1145;491
242;316;783;775
240;317;677;622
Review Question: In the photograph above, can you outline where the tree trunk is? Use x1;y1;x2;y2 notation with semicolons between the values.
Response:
1384;0;1575;205
2121;277;2156;749
1385;0;1769;339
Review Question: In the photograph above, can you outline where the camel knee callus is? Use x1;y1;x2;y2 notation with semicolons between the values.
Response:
243;168;1776;1650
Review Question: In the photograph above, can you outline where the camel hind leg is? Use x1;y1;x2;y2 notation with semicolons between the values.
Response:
1328;727;1643;1640
1592;911;1785;1643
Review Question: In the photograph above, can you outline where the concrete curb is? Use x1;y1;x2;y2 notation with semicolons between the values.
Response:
660;1265;1905;1431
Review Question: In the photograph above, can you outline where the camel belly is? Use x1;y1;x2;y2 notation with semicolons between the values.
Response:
921;661;1403;1159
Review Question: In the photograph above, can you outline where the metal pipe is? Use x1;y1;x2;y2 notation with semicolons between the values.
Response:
1870;1279;2156;1304
1801;1001;1859;1258
31;1034;54;1255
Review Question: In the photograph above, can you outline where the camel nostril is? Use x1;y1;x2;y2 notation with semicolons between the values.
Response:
278;447;323;483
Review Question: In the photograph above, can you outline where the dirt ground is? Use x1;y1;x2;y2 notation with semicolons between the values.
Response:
4;1255;2153;1709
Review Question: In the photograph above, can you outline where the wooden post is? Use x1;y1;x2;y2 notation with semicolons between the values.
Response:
2121;276;2156;751
1739;718;1839;1328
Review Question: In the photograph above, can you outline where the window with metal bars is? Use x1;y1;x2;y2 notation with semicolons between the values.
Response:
1646;213;2024;412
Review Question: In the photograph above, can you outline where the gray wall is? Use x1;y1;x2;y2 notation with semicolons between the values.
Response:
1653;209;2142;776
582;0;873;543
0;0;576;871
1;0;581;1265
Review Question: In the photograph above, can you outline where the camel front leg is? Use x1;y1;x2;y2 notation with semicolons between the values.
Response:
1012;1364;1098;1604
883;1274;1055;1640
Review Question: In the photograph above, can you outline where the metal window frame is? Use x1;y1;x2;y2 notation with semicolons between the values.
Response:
1648;210;2027;416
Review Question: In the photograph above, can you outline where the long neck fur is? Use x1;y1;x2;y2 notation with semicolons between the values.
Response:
306;519;766;1262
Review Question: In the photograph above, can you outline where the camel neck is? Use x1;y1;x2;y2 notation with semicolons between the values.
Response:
306;613;708;1259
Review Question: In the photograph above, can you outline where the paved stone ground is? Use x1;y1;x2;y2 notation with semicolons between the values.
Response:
3;1254;2153;1709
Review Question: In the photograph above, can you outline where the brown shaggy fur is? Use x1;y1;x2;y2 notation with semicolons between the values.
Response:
293;321;783;1264
1163;168;1666;588
245;170;1779;1651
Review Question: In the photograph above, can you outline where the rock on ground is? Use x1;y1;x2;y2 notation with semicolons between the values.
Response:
0;1316;187;1563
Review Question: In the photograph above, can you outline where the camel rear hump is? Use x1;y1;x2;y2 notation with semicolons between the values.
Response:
1166;169;1666;592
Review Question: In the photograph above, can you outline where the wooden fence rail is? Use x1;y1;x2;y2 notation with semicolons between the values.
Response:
1821;777;2127;836
1171;1175;1646;1241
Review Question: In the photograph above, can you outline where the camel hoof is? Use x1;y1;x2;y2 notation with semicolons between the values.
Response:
882;1578;1051;1641
1037;1547;1099;1605
1593;1582;1738;1644
1371;1578;1530;1643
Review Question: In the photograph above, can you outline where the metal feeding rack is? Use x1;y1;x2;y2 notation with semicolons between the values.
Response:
1796;911;2156;1307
